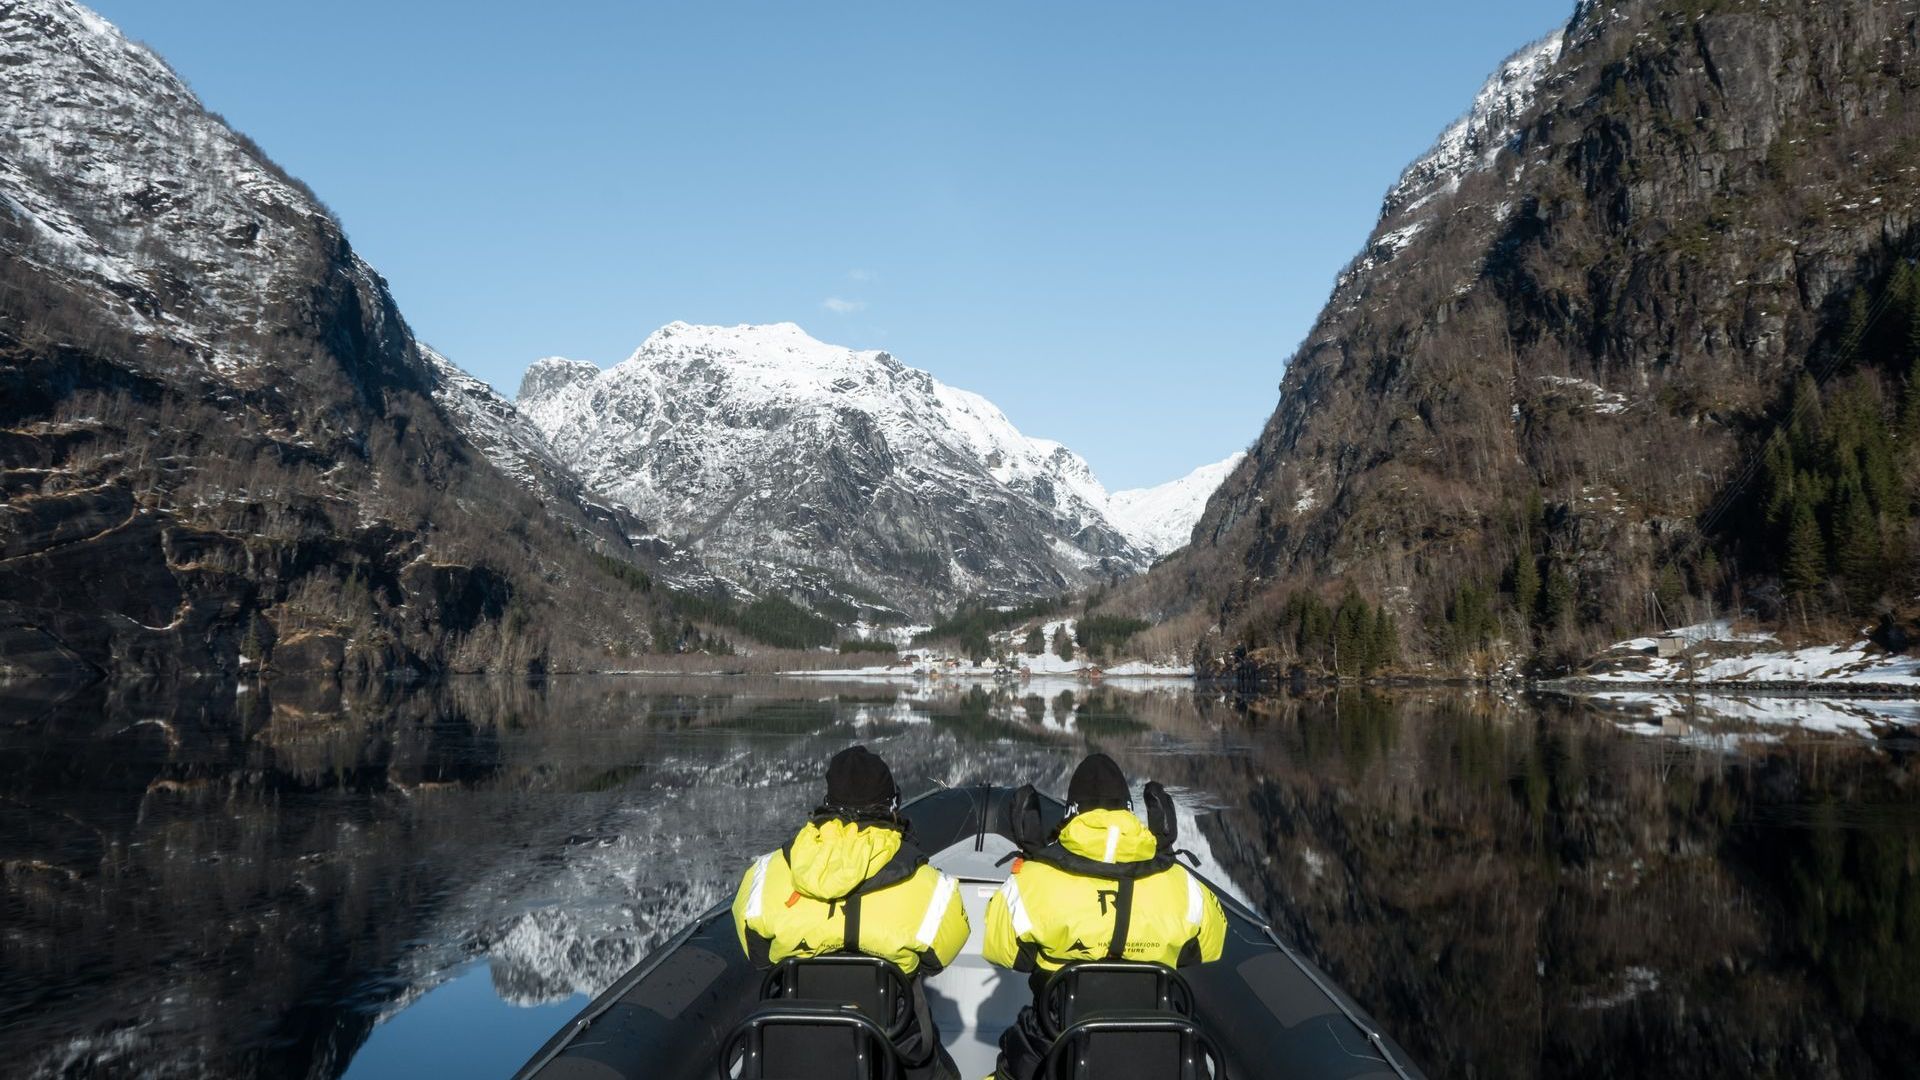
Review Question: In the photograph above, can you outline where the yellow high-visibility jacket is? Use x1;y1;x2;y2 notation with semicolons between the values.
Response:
984;808;1226;975
731;818;970;977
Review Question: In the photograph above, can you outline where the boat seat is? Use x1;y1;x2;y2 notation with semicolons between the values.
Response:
718;1002;903;1080
760;955;911;1039
1039;1013;1222;1080
1040;961;1194;1038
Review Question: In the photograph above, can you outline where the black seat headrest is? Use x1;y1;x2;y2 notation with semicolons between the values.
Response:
1142;781;1177;848
1009;783;1050;850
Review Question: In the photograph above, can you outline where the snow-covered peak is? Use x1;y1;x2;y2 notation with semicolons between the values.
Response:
518;356;601;404
611;321;911;398
0;0;373;369
1107;452;1246;556
1381;30;1566;222
514;322;1150;609
524;322;1110;509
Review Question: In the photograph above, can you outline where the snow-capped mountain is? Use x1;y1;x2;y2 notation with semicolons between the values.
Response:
1380;31;1566;222
518;322;1156;611
0;0;689;676
0;0;413;378
1107;453;1246;558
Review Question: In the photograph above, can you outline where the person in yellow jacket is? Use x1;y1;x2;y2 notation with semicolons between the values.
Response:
731;745;969;1080
982;753;1227;1080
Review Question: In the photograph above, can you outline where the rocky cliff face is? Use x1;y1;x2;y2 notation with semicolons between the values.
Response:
0;0;674;677
1146;0;1920;662
517;322;1155;614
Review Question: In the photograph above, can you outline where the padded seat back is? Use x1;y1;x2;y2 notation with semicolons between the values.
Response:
1041;961;1194;1037
760;955;909;1038
719;1003;902;1080
1040;1013;1220;1080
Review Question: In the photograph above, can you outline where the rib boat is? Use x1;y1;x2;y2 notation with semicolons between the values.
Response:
512;785;1422;1079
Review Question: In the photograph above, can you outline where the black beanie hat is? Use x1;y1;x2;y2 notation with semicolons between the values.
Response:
1068;753;1130;812
824;745;898;812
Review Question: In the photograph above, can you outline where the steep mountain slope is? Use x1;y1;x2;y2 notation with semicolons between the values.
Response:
518;322;1151;613
1108;452;1246;558
1139;0;1920;668
0;0;676;677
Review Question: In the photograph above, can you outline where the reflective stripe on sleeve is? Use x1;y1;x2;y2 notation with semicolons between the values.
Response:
744;853;773;919
999;874;1035;937
1184;870;1204;926
915;873;959;948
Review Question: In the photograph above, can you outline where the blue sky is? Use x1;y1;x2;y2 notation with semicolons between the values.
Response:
89;0;1567;489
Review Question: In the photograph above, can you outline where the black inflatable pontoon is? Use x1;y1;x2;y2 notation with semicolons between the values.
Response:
512;785;1422;1079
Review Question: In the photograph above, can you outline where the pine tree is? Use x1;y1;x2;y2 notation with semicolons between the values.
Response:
1509;550;1540;623
1891;262;1918;360
1521;490;1547;546
1848;391;1898;516
1370;609;1398;670
1453;584;1496;653
1834;486;1884;613
1052;624;1074;662
1698;548;1724;596
1761;438;1798;526
1788;374;1826;458
1023;626;1045;656
1905;351;1920;443
1905;272;1920;367
1286;591;1334;664
1783;496;1828;599
1841;287;1872;364
1654;562;1686;625
1540;568;1576;630
1333;593;1374;676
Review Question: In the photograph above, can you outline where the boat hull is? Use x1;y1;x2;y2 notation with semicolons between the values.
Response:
514;785;1421;1079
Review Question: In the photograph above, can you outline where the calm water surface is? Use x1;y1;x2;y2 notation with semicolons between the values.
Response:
0;676;1914;1078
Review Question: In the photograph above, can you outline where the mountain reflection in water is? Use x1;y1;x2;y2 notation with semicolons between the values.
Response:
0;678;1913;1079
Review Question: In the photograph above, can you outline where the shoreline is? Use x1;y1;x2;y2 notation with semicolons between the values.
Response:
10;668;1918;701
1540;677;1920;699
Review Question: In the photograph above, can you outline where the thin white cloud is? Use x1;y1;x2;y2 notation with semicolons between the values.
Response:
848;268;874;282
822;296;866;314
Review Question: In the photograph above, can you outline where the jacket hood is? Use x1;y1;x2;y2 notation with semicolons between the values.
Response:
1057;808;1157;865
786;819;905;900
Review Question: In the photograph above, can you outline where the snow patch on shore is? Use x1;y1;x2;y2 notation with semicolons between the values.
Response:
1587;640;1920;687
1582;622;1919;689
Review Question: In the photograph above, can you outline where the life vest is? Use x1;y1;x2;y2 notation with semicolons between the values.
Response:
730;817;970;977
983;787;1227;976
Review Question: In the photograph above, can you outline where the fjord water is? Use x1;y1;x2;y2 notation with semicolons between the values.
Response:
0;679;1914;1079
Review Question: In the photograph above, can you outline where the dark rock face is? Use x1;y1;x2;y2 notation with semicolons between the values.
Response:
1149;0;1920;655
0;0;674;678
